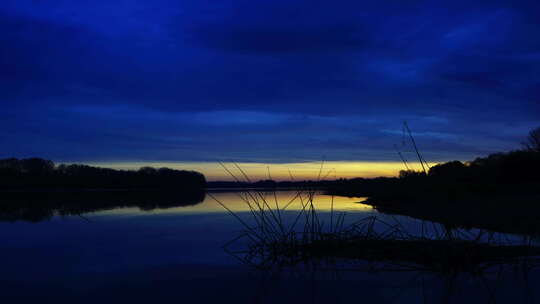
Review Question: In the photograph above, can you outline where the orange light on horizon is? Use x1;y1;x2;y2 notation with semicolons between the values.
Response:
83;161;436;181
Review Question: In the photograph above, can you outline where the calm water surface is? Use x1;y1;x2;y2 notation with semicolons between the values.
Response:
0;191;538;303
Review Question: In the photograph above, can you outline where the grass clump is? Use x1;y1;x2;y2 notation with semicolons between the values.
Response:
212;163;540;274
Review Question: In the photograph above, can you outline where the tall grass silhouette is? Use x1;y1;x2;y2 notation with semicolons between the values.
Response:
207;161;347;267
211;162;540;273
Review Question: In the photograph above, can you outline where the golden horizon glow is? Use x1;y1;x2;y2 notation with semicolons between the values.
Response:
82;161;437;181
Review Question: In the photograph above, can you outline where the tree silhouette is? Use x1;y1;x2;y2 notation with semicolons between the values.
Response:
523;127;540;152
0;158;206;190
428;161;468;181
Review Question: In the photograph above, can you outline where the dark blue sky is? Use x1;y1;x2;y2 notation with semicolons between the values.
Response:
1;0;539;167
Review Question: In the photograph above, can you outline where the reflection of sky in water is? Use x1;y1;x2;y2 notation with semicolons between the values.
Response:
0;192;373;277
1;191;539;303
92;191;371;216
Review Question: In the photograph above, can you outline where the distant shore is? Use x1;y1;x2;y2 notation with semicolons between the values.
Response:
327;148;540;236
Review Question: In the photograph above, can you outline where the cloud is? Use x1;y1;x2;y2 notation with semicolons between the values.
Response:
1;0;539;166
192;24;368;53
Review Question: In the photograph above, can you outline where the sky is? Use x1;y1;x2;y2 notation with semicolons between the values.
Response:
1;1;539;180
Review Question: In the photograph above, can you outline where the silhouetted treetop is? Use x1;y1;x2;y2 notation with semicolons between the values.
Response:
428;161;468;181
523;127;540;152
399;170;426;179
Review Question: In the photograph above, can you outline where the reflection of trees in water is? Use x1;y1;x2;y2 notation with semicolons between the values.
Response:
0;158;208;222
0;190;205;222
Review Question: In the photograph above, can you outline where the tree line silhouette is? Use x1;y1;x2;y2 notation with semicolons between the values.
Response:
326;127;540;236
329;126;540;200
0;158;207;222
0;158;206;190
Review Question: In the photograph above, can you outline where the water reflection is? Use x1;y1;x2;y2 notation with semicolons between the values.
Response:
0;190;206;222
202;190;370;213
0;190;539;303
0;190;371;222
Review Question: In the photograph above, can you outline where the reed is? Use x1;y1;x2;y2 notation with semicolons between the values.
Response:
212;162;540;274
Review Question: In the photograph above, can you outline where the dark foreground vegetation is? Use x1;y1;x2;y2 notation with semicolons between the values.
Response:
217;186;540;280
206;161;539;273
0;158;207;222
328;126;540;236
212;128;540;287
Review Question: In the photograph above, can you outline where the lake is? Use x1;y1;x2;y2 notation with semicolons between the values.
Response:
0;190;538;303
